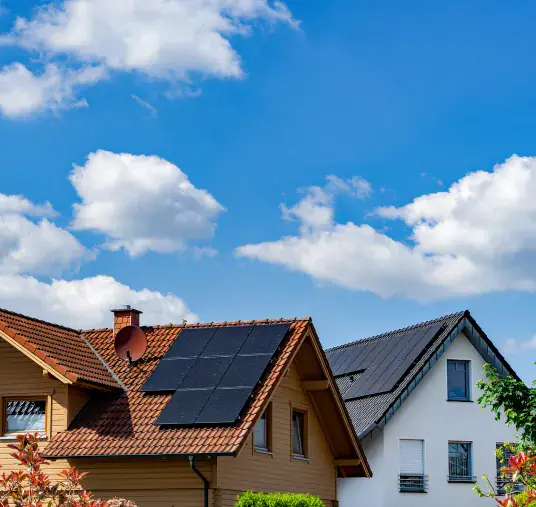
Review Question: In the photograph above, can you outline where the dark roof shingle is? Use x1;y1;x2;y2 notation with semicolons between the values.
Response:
327;311;466;435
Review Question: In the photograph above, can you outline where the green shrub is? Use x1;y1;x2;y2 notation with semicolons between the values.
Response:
236;491;325;507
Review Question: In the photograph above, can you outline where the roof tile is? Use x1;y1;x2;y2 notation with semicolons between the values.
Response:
43;318;310;458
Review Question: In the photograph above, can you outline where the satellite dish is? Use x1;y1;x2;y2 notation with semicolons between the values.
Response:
114;325;147;364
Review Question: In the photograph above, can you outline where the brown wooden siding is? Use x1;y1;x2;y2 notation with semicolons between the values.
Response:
216;362;337;507
0;339;70;475
74;458;213;507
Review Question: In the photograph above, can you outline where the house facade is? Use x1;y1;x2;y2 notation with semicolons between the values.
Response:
327;311;519;507
0;306;370;507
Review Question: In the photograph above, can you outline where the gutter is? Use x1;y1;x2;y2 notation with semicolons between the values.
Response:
189;455;209;507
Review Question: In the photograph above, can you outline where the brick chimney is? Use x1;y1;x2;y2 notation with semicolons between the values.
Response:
111;305;142;335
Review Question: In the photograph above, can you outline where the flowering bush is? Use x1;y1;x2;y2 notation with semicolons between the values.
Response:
0;433;137;507
475;446;536;506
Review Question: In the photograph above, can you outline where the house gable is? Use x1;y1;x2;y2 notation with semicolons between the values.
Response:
338;329;518;507
330;311;518;440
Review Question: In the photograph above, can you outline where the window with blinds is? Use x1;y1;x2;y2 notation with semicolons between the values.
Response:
399;439;426;492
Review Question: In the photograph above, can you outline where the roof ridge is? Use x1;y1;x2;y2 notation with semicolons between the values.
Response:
0;307;79;334
83;316;311;333
327;310;467;353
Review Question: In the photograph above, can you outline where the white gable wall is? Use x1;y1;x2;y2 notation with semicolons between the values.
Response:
339;331;517;507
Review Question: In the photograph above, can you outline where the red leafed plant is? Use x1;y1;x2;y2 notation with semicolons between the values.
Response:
0;433;137;507
475;446;536;506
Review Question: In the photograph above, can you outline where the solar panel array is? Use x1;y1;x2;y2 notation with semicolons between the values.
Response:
327;323;444;400
141;323;291;426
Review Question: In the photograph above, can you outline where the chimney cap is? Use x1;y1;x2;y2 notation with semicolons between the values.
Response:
110;305;143;314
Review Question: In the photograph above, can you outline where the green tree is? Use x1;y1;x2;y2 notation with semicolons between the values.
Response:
474;364;536;505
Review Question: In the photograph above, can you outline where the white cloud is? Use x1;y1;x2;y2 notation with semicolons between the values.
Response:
0;0;296;115
70;150;225;256
0;193;88;276
131;94;157;118
0;274;198;329
281;175;372;234
0;62;106;118
0;193;55;216
236;156;536;300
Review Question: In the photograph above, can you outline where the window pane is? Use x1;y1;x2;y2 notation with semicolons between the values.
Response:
449;442;471;478
254;412;267;449
447;361;469;400
292;412;304;456
6;400;46;433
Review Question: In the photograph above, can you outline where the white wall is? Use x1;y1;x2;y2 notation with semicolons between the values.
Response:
339;331;518;507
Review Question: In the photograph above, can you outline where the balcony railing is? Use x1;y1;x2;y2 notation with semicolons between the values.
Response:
399;474;428;493
448;475;477;483
496;477;524;496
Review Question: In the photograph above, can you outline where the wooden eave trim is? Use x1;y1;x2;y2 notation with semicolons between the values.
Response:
334;459;362;466
301;380;329;391
0;328;73;385
306;325;373;478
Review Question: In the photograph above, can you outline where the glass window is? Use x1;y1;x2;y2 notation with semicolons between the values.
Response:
5;400;46;434
447;360;470;401
448;442;473;482
254;410;268;450
496;444;523;495
292;410;305;457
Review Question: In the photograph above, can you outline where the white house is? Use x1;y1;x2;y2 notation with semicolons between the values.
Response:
326;311;520;507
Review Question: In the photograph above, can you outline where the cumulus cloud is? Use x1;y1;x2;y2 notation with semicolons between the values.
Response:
0;63;106;118
0;274;198;329
0;193;88;276
236;156;536;300
0;0;296;116
70;150;225;256
281;175;372;234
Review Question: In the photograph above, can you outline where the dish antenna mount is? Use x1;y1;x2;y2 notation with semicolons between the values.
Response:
114;325;147;365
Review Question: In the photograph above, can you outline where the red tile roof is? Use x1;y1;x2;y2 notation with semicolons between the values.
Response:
0;308;120;389
43;318;310;458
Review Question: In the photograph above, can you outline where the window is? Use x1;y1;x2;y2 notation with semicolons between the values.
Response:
4;399;46;435
292;410;306;458
399;439;427;492
447;360;471;401
496;444;523;495
254;406;270;452
448;442;475;482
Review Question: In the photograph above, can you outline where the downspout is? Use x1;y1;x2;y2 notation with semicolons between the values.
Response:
189;455;209;507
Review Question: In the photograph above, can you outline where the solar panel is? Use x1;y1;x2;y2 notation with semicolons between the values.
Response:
196;387;253;424
340;323;444;400
140;358;195;392
202;325;253;357
148;322;292;426
166;327;217;358
178;356;234;390
240;323;291;355
218;354;272;388
156;388;212;425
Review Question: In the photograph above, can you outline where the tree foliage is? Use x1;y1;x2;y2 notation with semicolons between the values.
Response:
477;364;536;446
0;433;137;507
476;364;536;505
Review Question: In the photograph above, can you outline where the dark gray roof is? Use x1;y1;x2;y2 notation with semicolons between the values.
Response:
327;311;467;435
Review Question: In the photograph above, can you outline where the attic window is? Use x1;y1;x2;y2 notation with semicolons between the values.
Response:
254;404;271;452
4;399;46;435
447;360;471;401
292;409;307;459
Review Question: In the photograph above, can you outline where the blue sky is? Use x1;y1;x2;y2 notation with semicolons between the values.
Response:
2;0;536;383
